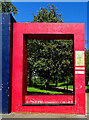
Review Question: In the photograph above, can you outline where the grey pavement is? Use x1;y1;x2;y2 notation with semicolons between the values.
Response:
86;93;89;119
1;113;87;119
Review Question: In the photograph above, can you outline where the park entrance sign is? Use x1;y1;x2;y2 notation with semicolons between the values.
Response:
12;23;85;114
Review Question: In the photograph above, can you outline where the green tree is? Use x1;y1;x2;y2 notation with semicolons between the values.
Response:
32;4;63;23
1;2;18;15
32;40;73;87
27;4;73;88
27;4;64;87
85;49;89;84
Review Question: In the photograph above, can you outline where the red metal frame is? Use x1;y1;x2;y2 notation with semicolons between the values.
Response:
12;23;85;114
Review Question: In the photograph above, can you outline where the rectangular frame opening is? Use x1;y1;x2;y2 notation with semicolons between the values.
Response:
23;34;75;106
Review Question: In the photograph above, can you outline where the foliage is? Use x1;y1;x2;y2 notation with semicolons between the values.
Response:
27;4;74;87
32;4;63;23
27;39;73;86
27;86;63;95
85;49;89;84
1;2;18;15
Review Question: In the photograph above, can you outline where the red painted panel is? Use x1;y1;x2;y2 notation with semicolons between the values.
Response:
23;37;27;95
24;95;74;104
12;23;85;114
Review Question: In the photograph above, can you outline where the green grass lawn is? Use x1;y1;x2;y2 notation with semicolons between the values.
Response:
27;86;63;94
27;82;89;95
27;82;74;95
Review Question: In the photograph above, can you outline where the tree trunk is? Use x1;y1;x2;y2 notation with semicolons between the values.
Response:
88;81;89;85
45;79;49;89
62;73;64;82
67;79;68;93
53;79;55;84
56;78;57;87
29;70;32;87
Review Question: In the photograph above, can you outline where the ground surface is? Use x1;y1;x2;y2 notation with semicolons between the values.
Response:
27;82;74;95
87;93;89;119
27;83;89;95
1;113;87;119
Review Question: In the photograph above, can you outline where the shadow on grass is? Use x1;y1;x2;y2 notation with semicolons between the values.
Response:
27;91;54;95
27;83;73;95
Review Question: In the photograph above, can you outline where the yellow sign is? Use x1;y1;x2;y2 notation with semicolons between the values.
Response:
75;51;84;66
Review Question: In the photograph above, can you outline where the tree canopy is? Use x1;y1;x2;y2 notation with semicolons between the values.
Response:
85;49;89;84
1;2;18;15
32;4;63;23
27;4;74;87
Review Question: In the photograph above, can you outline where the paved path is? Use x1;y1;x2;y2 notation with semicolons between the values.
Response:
55;86;73;91
1;113;87;119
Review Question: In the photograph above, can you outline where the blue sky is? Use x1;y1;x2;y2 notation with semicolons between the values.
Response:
12;2;87;48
